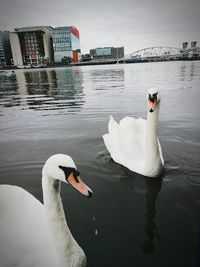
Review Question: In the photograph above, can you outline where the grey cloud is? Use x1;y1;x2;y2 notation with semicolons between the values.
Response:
0;0;199;54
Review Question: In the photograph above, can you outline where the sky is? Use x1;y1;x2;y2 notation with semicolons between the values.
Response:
0;0;200;55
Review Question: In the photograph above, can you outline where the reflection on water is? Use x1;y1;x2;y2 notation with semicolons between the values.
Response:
0;62;200;267
197;225;200;267
91;68;124;81
90;68;124;91
179;62;198;81
0;68;85;112
143;178;162;254
119;168;162;254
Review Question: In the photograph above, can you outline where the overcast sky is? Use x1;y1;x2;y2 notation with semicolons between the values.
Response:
0;0;200;54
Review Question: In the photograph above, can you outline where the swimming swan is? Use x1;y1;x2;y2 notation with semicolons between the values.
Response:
0;154;93;267
103;89;164;177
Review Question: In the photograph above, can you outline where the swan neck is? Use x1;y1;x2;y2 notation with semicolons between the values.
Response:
144;106;163;177
145;109;160;158
42;174;84;267
146;109;159;143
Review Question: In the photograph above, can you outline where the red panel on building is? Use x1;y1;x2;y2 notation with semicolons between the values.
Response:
73;51;79;62
71;27;79;39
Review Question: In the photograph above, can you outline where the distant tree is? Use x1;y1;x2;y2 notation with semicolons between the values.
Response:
61;57;72;65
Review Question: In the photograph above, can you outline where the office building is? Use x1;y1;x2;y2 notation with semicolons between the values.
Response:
52;26;81;63
0;31;13;66
81;54;92;62
181;41;200;59
10;26;53;67
90;47;124;60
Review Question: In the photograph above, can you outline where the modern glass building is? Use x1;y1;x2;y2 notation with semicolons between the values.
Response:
90;47;124;60
52;26;81;63
0;31;12;66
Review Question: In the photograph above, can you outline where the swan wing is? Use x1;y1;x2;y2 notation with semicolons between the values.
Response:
119;116;146;158
103;115;120;156
158;138;164;166
103;116;147;171
0;185;58;267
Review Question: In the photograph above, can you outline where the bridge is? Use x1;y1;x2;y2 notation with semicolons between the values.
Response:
76;46;199;66
125;46;182;61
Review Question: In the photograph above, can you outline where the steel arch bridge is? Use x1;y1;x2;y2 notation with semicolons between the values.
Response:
126;46;182;60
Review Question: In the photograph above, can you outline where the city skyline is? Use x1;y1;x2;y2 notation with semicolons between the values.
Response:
0;0;200;55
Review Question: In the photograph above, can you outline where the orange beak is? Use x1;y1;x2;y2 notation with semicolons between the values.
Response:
67;173;93;198
148;99;157;112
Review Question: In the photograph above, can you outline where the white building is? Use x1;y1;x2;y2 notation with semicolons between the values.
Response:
10;26;53;67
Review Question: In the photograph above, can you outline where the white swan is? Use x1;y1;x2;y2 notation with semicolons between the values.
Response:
103;88;164;177
0;154;93;267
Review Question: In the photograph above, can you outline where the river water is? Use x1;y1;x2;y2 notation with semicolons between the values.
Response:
0;61;200;267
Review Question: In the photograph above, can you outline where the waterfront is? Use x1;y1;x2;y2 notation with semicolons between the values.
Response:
0;61;200;266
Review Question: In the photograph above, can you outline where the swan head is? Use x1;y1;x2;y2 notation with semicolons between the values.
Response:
147;88;160;113
42;154;93;198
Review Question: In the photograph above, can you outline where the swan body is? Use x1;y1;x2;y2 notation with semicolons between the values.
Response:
103;89;164;177
0;154;93;267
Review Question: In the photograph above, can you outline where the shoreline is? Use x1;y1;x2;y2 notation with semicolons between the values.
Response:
1;57;200;71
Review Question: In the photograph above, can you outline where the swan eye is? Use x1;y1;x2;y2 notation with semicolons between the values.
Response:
75;170;80;176
59;166;80;183
149;93;158;102
73;170;80;183
153;93;158;98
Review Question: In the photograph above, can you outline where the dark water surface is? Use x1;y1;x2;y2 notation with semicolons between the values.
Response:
0;61;200;267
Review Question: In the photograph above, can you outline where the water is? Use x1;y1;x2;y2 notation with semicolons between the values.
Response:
0;61;200;266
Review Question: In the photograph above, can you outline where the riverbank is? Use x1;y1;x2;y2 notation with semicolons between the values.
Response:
1;56;200;70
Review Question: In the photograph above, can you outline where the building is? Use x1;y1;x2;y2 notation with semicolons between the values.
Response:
81;54;92;62
52;26;81;63
90;47;124;60
181;41;200;59
0;31;13;66
10;26;53;67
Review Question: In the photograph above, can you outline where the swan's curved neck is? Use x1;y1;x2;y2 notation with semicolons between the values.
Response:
145;108;160;159
42;174;85;267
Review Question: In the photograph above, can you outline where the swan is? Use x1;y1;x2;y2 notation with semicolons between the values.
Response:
0;154;93;267
103;88;164;177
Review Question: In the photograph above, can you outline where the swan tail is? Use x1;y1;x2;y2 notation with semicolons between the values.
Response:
108;115;119;135
103;116;119;156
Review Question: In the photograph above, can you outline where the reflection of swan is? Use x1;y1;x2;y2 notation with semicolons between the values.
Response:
103;88;164;177
0;154;93;267
142;177;162;254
